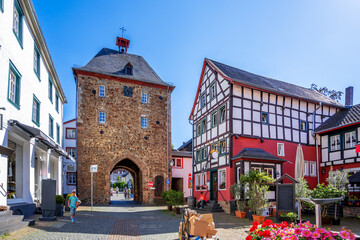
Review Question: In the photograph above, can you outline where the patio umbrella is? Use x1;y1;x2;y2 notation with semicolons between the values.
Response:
348;171;360;184
294;144;304;220
295;144;304;181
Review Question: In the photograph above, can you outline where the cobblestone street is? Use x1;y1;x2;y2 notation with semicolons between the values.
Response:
3;194;359;239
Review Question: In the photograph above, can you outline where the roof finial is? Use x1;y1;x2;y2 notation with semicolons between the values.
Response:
119;27;126;38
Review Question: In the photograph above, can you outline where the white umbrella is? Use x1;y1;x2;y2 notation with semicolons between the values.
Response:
295;144;304;220
295;144;304;181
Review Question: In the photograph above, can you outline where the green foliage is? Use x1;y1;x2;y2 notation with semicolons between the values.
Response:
296;178;311;199
310;84;343;102
280;212;298;222
162;190;184;208
112;181;128;190
65;194;72;203
56;195;64;204
241;170;275;215
236;200;246;212
327;167;349;195
310;184;343;199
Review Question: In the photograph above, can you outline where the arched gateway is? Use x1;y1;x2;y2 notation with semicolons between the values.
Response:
110;159;142;202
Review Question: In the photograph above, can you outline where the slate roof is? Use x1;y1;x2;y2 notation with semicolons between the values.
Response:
74;48;173;87
177;139;192;151
208;59;343;107
232;148;286;162
314;104;360;134
172;149;192;158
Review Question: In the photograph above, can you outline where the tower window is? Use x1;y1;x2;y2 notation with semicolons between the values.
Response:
142;92;148;103
125;63;133;75
141;117;148;128
99;85;105;97
99;112;106;124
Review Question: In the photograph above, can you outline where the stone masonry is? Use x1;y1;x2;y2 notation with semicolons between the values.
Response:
74;53;173;204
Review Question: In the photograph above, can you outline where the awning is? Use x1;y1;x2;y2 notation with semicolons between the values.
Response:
9;120;69;158
348;171;360;184
232;148;287;163
0;145;14;157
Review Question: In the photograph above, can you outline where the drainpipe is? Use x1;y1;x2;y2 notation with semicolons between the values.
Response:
166;85;169;191
313;102;322;185
189;119;194;197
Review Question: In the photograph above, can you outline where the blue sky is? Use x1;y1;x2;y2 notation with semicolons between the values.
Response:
33;0;360;148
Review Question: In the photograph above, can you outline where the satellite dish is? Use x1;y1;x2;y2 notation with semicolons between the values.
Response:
211;151;218;159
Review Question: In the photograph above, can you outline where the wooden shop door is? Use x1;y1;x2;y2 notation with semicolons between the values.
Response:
210;170;218;201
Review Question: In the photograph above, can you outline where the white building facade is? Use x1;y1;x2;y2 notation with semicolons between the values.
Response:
0;0;67;216
62;119;76;195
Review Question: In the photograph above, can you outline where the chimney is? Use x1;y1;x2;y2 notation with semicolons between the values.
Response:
116;37;130;53
345;86;353;107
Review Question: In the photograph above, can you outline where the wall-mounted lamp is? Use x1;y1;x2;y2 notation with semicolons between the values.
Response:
234;134;239;139
322;168;326;174
100;130;104;134
260;138;264;143
92;89;96;95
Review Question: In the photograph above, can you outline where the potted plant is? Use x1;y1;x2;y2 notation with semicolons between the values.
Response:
168;190;184;214
161;190;172;211
240;170;275;223
55;195;64;217
229;182;246;218
65;194;71;211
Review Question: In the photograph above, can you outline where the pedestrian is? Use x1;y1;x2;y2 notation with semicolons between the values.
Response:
124;186;127;200
127;187;131;200
197;192;207;209
68;189;81;223
116;186;119;197
110;187;113;196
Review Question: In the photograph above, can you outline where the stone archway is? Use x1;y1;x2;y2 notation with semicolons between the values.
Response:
110;159;142;202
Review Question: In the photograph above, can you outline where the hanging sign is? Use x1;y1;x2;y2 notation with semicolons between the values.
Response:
356;145;360;153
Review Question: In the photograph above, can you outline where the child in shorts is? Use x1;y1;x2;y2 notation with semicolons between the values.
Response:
68;189;81;222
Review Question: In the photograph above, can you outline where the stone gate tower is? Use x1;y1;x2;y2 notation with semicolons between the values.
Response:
73;37;174;204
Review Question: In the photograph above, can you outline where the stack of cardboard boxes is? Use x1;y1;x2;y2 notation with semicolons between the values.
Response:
179;209;218;240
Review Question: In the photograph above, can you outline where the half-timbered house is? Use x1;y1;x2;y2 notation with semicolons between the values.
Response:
189;58;344;212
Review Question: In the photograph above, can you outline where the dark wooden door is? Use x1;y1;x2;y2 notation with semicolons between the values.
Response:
210;171;218;201
155;175;164;197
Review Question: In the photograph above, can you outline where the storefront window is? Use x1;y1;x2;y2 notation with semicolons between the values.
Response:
218;169;226;190
7;140;22;199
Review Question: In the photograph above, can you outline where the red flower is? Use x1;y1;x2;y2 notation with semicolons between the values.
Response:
246;235;252;240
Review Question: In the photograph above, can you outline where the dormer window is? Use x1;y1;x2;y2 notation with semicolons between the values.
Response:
125;63;133;75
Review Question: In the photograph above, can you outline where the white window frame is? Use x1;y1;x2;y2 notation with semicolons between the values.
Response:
344;131;356;149
67;148;76;159
174;158;182;168
218;169;226;191
9;70;17;103
99;112;106;124
66;128;76;139
195;172;207;191
141;117;148;128
304;161;309;176
200;92;206;108
210;82;216;100
264;168;274;178
277;143;285;156
310;162;316;177
219;105;226;123
330;134;341;151
99;85;106;97
211;111;217;128
142;92;148;103
67;172;76;185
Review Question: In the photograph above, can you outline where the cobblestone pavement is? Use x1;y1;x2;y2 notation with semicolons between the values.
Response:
3;195;360;240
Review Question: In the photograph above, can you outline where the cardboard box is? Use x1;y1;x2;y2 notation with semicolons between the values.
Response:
189;219;208;237
198;213;213;224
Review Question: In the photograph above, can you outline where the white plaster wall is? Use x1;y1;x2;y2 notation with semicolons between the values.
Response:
0;2;64;205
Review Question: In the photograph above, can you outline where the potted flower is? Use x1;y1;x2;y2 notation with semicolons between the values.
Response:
161;190;172;211
240;170;275;223
235;200;246;218
65;194;71;211
55;195;64;217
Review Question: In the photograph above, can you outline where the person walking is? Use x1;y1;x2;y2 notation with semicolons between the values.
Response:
68;190;81;223
127;187;131;200
124;186;127;200
116;186;119;197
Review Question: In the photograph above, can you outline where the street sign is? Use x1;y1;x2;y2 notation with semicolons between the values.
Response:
166;179;170;184
150;187;155;190
90;165;98;172
148;181;153;187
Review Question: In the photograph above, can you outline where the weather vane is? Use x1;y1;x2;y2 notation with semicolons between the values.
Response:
120;27;126;38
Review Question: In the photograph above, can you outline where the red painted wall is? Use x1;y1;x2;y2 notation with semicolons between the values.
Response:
232;136;319;188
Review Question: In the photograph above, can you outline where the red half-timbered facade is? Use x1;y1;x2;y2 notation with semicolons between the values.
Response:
189;58;344;210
